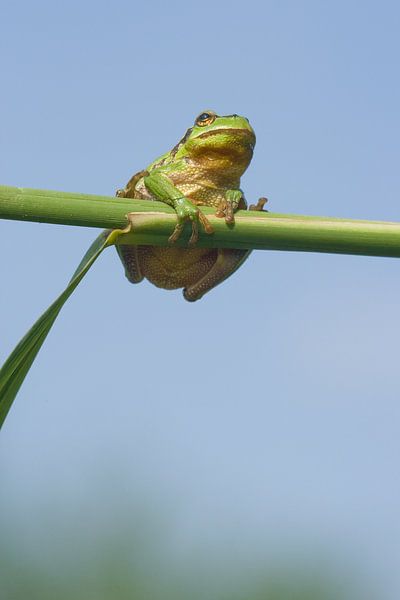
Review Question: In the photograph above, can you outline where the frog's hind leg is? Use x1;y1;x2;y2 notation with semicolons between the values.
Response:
116;245;144;284
183;197;268;301
183;248;250;302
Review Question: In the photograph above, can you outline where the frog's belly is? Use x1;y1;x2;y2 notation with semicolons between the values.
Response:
137;246;218;290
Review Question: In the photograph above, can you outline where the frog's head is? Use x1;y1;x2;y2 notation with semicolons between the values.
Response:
179;110;256;179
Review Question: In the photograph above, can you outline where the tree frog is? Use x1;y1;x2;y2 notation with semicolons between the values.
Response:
116;110;265;301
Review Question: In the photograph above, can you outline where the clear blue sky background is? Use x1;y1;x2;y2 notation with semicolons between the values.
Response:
1;1;400;597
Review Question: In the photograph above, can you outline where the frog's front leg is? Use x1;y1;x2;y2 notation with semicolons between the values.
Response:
143;172;213;245
215;189;246;224
116;170;149;199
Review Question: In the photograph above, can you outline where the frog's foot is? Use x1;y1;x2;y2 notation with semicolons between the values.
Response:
116;188;126;198
215;190;244;225
169;198;213;246
249;197;268;212
215;200;235;224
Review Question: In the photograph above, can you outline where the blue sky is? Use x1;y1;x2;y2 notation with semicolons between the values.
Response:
1;1;400;597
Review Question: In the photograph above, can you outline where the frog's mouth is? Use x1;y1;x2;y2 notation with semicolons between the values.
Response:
196;128;256;150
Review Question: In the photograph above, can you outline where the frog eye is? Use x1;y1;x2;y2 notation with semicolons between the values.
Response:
195;111;216;127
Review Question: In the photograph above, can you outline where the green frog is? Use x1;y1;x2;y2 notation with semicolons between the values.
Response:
116;110;265;301
0;112;268;419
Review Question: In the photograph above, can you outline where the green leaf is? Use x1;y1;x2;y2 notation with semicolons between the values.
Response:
0;230;114;429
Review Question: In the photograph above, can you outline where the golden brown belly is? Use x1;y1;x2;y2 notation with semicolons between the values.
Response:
137;246;218;290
